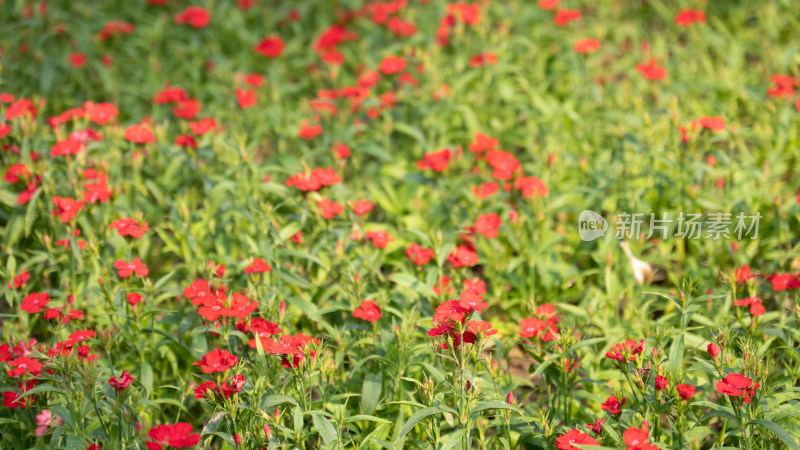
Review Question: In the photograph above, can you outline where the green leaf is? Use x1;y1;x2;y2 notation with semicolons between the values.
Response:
749;419;799;450
311;413;338;446
439;429;466;450
530;354;557;377
669;333;684;377
394;407;443;444
470;400;520;416
567;337;606;353
344;415;391;424
361;372;382;414
140;361;153;398
202;411;227;434
260;394;300;410
390;273;436;297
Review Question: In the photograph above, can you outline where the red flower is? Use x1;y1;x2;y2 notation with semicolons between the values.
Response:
733;296;766;317
286;167;341;191
586;418;604;434
469;52;498;68
52;196;84;222
735;265;755;283
108;370;134;391
675;9;706;26
447;2;481;25
635;58;667;81
433;276;452;295
7;270;30;290
770;75;800;97
193;380;223;400
189;118;217;135
353;300;382;323
474;213;502;239
766;273;800;291
298;122;322;139
84;102;119;124
606;339;645;362
473;182;499;199
147;423;200;449
236;89;257;109
406;243;434;265
225;292;258;319
5;98;37;121
154;86;188;104
175;135;197;148
469;135;497;156
654;375;668;391
555;429;600;450
486;150;519;180
183;279;213;305
245;258;272;274
254;36;285;58
693;116;725;131
222;374;246;397
69;52;87;68
83;178;111;204
109;218;149;238
379;56;407;75
715;373;757;400
244;74;264;87
7;356;42;377
317;198;343;219
574;38;601;53
124;124;155;144
127;293;142;306
447;245;478;267
4;163;30;183
114;258;149;278
50;138;81;157
676;383;695;401
707;342;720;358
21;292;50;313
247;318;283;348
194;348;238;374
515;176;549;198
463;278;486;294
417;149;452;172
266;334;318;355
352;200;374;216
554;9;581;26
3;380;36;409
600;395;625;414
434;300;469;323
458;289;488;312
519;317;557;342
538;0;560;10
173;99;200;120
332;142;351;159
366;230;393;248
427;321;454;337
174;6;210;28
467;320;496;336
623;422;652;449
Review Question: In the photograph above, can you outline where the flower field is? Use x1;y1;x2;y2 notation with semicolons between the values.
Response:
2;0;800;449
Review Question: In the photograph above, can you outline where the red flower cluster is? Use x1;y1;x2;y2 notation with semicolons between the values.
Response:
285;168;342;191
194;348;238;374
716;372;759;403
519;304;559;342
353;300;382;323
146;423;200;449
